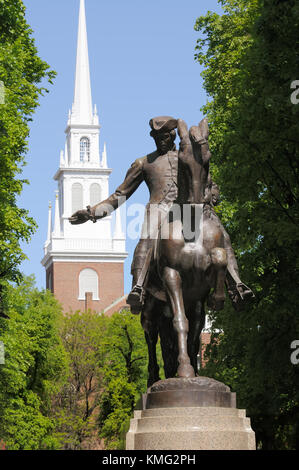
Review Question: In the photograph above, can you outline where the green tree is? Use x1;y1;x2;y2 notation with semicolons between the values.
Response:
0;1;55;307
0;276;67;450
48;309;156;450
50;311;108;450
195;0;299;449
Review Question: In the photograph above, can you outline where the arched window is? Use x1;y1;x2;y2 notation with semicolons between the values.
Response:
80;137;90;162
90;183;101;206
78;268;99;300
72;182;83;214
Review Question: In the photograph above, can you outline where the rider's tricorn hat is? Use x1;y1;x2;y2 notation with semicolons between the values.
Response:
149;116;178;133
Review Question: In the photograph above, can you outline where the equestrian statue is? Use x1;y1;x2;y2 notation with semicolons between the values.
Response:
69;116;254;386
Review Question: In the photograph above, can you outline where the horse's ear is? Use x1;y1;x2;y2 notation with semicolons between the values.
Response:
189;125;203;144
198;118;209;141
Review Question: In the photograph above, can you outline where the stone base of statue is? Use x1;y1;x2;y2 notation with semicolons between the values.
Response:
126;377;256;450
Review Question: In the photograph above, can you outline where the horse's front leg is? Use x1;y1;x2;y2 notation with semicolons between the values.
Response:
163;267;195;378
141;296;161;387
208;247;227;311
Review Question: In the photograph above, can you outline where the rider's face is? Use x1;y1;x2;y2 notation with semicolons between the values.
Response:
153;131;174;154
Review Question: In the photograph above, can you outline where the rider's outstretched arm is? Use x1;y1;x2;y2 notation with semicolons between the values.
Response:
90;158;144;220
69;158;144;224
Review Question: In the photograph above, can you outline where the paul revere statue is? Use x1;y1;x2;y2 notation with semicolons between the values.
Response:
69;116;253;313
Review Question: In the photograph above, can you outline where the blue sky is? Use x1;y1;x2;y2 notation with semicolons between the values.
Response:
20;0;222;294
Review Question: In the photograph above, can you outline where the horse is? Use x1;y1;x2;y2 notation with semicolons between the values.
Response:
140;118;228;386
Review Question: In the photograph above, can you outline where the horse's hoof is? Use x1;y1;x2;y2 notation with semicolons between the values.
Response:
177;363;195;379
207;294;225;311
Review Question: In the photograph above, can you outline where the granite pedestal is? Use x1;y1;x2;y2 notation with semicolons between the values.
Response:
126;377;256;450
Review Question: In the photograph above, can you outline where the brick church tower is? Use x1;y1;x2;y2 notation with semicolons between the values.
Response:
41;0;127;314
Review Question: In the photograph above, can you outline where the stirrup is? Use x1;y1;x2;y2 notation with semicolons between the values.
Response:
127;285;144;309
236;283;254;301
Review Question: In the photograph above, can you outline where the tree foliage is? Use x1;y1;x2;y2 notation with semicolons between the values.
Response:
0;0;55;296
195;0;299;449
0;296;155;450
0;276;67;450
49;311;108;450
47;309;154;450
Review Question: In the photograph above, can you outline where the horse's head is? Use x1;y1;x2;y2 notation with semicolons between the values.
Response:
189;118;209;145
177;118;211;205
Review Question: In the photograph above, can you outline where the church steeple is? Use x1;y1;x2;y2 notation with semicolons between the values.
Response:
70;0;93;125
42;0;127;315
63;0;101;168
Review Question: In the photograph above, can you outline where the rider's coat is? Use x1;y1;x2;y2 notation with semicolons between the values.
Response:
93;148;179;273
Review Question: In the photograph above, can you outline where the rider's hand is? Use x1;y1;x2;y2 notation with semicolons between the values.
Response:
69;209;91;225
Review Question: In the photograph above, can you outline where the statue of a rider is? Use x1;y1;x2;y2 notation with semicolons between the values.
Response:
69;116;253;313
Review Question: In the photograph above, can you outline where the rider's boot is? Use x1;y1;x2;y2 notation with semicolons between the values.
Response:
127;269;145;315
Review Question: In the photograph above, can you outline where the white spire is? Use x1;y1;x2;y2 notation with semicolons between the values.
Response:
53;191;61;238
101;142;108;168
71;0;93;124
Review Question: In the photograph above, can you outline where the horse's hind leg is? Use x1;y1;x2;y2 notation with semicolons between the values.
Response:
141;296;161;387
187;301;205;375
158;309;178;379
163;267;195;378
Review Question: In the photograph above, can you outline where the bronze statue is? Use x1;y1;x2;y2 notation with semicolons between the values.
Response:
69;116;254;385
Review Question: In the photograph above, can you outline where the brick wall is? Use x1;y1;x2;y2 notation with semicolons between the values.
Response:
50;261;124;314
200;331;212;368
